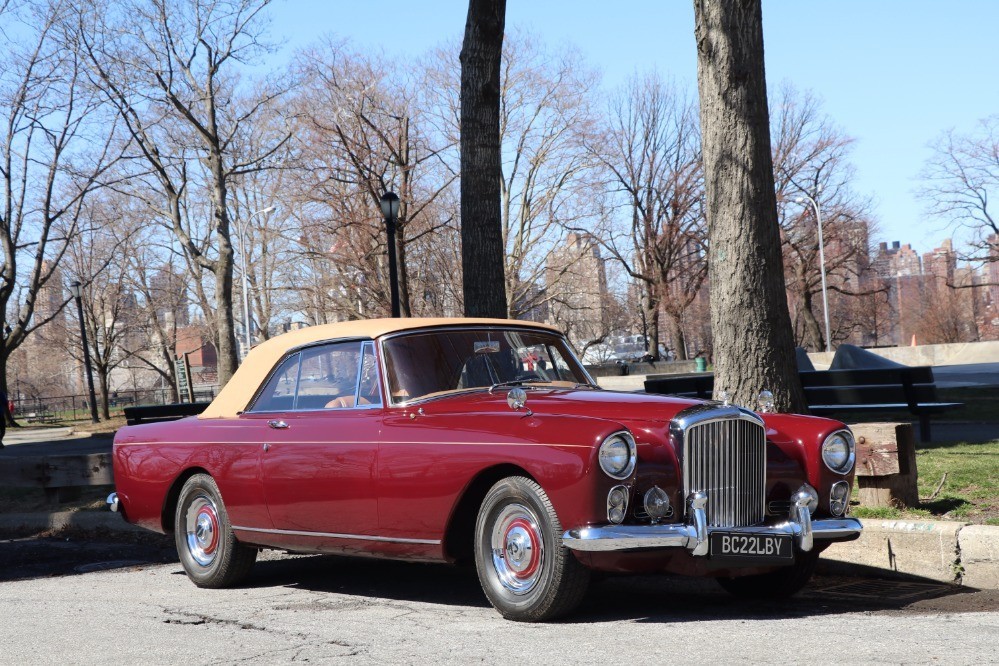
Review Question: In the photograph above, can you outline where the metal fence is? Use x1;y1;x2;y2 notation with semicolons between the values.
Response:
12;386;220;423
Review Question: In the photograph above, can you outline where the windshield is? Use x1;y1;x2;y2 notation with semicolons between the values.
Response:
381;328;592;404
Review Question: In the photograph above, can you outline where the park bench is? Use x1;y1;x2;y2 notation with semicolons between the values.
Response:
643;366;963;441
123;402;210;426
24;408;56;424
799;367;962;442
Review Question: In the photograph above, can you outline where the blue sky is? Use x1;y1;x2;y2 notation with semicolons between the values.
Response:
269;0;999;254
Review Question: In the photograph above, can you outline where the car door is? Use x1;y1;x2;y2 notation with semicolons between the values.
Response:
256;340;381;539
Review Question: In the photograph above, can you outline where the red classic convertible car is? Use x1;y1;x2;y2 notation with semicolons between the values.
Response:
109;318;861;621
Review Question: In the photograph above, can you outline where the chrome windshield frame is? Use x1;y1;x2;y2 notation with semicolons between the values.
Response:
376;325;597;409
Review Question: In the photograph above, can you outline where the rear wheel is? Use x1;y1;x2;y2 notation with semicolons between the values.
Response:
474;476;590;621
716;551;819;599
174;473;256;588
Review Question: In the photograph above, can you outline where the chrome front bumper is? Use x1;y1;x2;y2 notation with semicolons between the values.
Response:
563;490;862;554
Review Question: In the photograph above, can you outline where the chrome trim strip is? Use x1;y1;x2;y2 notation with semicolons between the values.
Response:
232;525;441;545
562;518;862;553
114;440;593;449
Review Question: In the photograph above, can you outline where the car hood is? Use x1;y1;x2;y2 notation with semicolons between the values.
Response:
416;387;704;424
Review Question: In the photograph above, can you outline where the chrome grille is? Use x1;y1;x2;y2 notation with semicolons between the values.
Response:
682;416;766;527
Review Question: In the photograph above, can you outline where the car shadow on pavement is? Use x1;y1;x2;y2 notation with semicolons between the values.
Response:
243;553;998;622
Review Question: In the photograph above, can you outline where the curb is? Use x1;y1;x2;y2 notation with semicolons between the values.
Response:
821;518;999;588
0;510;143;535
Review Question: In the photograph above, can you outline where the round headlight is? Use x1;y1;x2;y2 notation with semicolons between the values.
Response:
822;430;856;474
599;432;637;480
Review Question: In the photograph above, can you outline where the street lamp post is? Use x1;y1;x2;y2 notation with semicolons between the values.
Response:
379;192;401;318
69;280;99;423
234;206;275;359
795;189;832;353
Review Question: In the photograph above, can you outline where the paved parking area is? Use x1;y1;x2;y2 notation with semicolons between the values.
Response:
2;536;998;664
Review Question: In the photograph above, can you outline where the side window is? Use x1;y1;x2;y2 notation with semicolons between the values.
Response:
296;341;362;410
249;353;301;412
357;343;382;407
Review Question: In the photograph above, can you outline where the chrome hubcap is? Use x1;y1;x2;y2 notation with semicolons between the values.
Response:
491;504;543;595
185;495;220;567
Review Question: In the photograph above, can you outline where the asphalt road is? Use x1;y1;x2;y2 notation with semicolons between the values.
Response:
2;535;998;664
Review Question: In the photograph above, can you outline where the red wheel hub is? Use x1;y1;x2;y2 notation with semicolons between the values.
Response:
196;505;220;555
505;517;540;579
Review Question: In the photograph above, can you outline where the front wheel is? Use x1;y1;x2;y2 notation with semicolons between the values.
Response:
174;473;257;588
716;551;819;599
474;476;590;621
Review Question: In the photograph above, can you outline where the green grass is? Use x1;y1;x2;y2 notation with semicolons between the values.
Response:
852;439;999;524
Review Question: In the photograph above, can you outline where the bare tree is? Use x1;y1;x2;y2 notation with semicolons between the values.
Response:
288;41;457;320
0;1;120;432
771;83;879;351
693;0;805;412
920;115;999;264
493;34;604;322
460;0;507;318
64;204;137;418
75;0;288;384
589;74;706;360
119;223;190;402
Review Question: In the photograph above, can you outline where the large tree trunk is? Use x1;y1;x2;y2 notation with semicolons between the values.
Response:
214;255;239;386
644;284;661;360
98;370;111;421
459;0;508;318
693;0;806;413
665;312;689;361
208;151;239;386
799;289;825;351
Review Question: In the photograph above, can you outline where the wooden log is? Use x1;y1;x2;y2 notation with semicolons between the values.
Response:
852;422;918;508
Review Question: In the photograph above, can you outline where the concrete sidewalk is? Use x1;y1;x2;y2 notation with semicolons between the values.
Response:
0;428;113;456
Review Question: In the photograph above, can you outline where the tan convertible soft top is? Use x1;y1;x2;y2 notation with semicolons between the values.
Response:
199;317;561;419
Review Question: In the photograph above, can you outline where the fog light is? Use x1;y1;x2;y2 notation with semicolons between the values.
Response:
796;484;819;514
607;485;629;524
829;480;850;516
643;486;672;523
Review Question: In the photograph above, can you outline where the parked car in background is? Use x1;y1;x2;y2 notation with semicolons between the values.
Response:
109;318;861;621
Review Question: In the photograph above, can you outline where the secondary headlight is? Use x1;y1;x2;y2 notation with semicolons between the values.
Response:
598;431;637;480
822;430;856;474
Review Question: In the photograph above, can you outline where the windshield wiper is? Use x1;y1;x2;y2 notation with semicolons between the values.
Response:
488;379;529;393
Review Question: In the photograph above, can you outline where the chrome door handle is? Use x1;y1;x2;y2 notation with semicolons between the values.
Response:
267;420;289;430
263;443;270;452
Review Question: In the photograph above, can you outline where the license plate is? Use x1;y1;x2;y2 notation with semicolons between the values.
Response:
710;532;794;564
